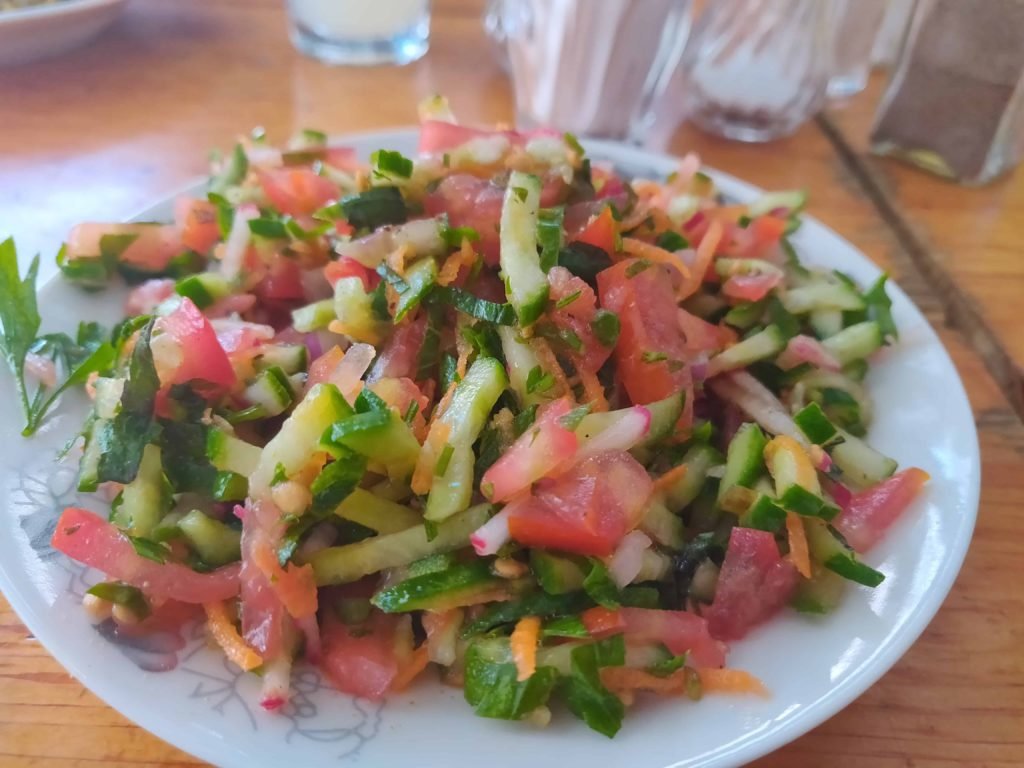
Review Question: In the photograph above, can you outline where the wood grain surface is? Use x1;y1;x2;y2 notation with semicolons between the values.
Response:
0;1;1022;766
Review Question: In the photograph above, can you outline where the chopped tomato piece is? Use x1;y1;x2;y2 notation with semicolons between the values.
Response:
51;508;240;604
320;612;402;700
156;297;236;389
174;197;221;255
325;256;378;291
572;206;618;254
66;222;185;272
257;167;339;218
255;255;306;301
582;607;726;669
506;451;653;557
704;527;799;641
834;468;929;553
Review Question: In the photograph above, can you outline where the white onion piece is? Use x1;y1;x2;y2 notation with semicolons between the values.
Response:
245;145;282;167
608;531;652;588
575;406;651;462
259;654;292;712
327;342;376;402
776;334;842;372
470;507;513;556
710;372;809;447
221;204;257;281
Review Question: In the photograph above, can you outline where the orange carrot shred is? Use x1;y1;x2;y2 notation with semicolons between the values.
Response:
438;237;477;286
578;368;608;412
600;667;687;695
511;616;541;682
411;420;452;494
530;337;570;396
204;601;263;672
654;464;688;494
621;237;692;281
391;645;430;691
697;667;769;697
386;244;411;276
785;511;812;578
677;219;723;301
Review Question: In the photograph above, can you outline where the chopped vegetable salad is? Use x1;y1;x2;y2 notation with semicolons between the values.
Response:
0;97;928;737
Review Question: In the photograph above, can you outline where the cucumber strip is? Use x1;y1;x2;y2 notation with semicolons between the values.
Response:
243;365;295;417
206;427;262;476
531;550;587;595
291;298;336;333
425;357;508;522
639;497;685;549
499;326;550;407
821;321;883;366
394;256;439;322
175;272;232;309
804;518;884;587
333;276;388;344
372;560;502;612
830;428;898;489
714;258;785;280
114;444;169;537
322;410;421;481
782;282;866;314
309;503;492;585
747;189;807;217
793;402;839;446
250;383;352;497
77;416;108;492
576;393;684;449
723;300;766;330
254;344;308;375
791;564;846;614
499;171;548;326
717;423;767;504
707;325;785;376
809;308;843;339
739;494;787;532
333;488;422;534
178;509;241;566
663;443;722;512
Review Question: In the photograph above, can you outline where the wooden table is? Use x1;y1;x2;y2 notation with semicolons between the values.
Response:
1;1;1022;765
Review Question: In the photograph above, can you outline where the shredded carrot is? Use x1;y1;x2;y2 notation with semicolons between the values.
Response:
510;616;541;682
764;435;820;493
578;368;608;412
411;420;452;494
252;542;319;619
677;219;722;301
438;237;477;286
391;645;430;691
454;322;472;379
619;200;653;232
706;204;748;223
785;511;812;578
630;179;665;200
697;668;769;697
621;237;692;281
530;337;571;396
654;463;688;494
204;601;263;672
600;667;687;695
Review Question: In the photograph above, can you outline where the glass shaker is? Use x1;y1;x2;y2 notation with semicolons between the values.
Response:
870;0;1024;185
679;0;833;142
827;0;888;98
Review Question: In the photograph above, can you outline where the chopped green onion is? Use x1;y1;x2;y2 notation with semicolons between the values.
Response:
591;309;621;347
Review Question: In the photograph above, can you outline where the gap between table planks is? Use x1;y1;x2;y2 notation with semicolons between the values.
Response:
0;1;1022;766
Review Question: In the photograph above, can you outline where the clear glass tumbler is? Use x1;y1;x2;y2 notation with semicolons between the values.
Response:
827;0;888;98
498;0;693;140
287;0;431;66
680;0;833;142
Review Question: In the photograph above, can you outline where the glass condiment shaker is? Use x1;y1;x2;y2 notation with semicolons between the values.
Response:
871;0;1024;185
679;0;833;142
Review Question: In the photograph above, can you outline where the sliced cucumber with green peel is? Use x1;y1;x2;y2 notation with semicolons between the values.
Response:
175;272;232;309
639;497;685;549
717;423;767;505
291;298;336;333
394;256;439;322
372;560;502;612
425;357;508;522
254;344;308;375
309;503;492;585
499;171;548;326
804;518;884;587
333;276;388;344
747;189;807;217
334;488;421;534
830;427;897;489
707;325;785;376
530;550;587;595
178;509;241;566
809;308;843;339
244;365;295;418
250;382;352;497
663;443;722;512
206;427;262;476
499;326;550;407
791;563;847;614
782;282;865;314
576;392;684;449
321;410;421;481
821;321;883;366
114;443;170;537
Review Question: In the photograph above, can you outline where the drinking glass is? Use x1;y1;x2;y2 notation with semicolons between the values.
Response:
680;0;833;142
497;0;693;140
286;0;431;66
828;0;887;98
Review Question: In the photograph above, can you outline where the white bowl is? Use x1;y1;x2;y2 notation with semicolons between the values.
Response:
0;0;128;67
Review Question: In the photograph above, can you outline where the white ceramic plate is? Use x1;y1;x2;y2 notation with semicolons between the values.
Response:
0;0;127;68
0;130;980;768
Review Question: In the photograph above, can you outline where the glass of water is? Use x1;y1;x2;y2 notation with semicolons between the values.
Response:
287;0;431;66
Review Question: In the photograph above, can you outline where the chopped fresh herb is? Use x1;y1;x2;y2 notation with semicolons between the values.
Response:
440;217;481;248
86;582;151;619
642;350;668;364
371;149;414;180
583;560;621;609
537;207;565;273
564;132;586;157
655;231;689;251
625;259;653;278
126;534;169;564
526;365;555;394
555;290;582;310
591;309;621;347
434;286;516;325
403;400;420;424
300;128;327;145
542;615;590;639
512;186;528;203
559;404;591;431
210;143;249;194
648;652;688;678
562;637;626;738
556;242;613;287
271;462;289;486
435;443;455;476
248;217;289;239
310;449;366;516
513;403;538;436
337;187;409;230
